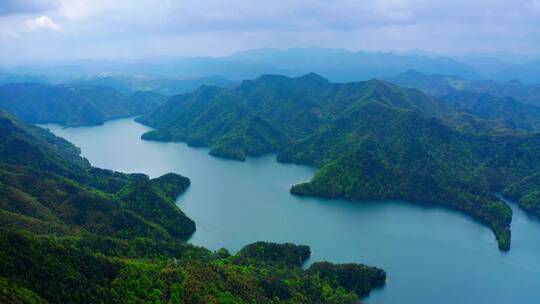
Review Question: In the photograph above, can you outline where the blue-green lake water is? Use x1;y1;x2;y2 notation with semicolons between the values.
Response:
45;118;540;304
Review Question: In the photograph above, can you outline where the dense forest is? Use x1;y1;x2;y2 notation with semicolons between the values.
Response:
386;70;540;133
386;70;540;221
137;73;451;160
0;109;385;303
138;73;540;250
502;173;540;219
0;83;167;127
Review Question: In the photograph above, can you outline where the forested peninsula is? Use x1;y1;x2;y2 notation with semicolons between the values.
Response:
138;73;540;250
0;110;385;303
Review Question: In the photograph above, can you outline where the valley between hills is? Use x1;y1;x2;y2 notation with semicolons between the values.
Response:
1;65;540;303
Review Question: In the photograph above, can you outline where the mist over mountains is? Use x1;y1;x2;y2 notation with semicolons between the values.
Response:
2;47;539;84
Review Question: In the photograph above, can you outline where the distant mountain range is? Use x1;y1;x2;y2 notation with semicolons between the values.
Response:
220;47;481;81
386;69;540;104
0;71;48;84
3;47;539;84
70;74;236;96
491;60;540;84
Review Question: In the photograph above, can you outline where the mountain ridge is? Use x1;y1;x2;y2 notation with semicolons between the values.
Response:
138;73;540;250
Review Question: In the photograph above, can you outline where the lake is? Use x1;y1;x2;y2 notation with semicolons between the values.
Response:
45;118;540;304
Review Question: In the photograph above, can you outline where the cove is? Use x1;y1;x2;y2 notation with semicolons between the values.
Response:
44;118;540;304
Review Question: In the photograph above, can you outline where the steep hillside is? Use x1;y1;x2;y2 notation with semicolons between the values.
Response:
386;70;540;132
503;173;540;218
0;110;385;303
278;101;540;249
138;74;450;160
125;90;167;115
0;83;167;127
140;73;540;250
0;110;195;240
437;91;540;133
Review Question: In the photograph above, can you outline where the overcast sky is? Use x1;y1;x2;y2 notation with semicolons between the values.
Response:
0;0;539;63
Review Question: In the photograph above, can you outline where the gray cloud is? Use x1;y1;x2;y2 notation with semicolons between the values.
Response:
0;0;539;62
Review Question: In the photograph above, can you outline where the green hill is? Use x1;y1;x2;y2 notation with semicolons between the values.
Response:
0;83;167;127
0;109;195;240
139;73;540;250
0;110;385;303
138;74;450;160
0;231;385;304
279;100;540;249
386;70;540;133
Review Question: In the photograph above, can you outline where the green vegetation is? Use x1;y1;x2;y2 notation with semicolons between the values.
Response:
0;277;48;304
0;109;385;303
386;70;540;133
308;262;386;297
0;83;167;127
503;173;540;218
0;109;195;241
127;91;167;116
117;174;195;238
233;242;311;267
139;73;540;250
137;74;449;160
0;231;385;304
280;100;540;250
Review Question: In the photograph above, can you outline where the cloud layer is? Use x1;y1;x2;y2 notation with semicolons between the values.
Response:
0;0;539;62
